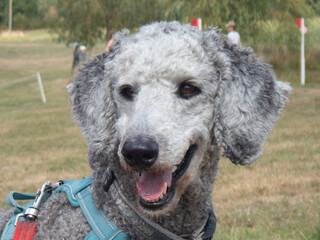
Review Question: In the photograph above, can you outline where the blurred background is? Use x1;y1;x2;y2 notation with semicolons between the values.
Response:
0;0;319;239
1;0;320;85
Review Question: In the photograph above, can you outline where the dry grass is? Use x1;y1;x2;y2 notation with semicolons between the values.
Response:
0;31;319;239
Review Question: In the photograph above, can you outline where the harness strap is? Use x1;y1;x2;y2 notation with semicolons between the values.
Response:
54;177;92;207
6;192;37;213
85;230;98;240
1;193;36;240
76;186;129;240
201;210;216;240
1;176;130;240
12;221;37;240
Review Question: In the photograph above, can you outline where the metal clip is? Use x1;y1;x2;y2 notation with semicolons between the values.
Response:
15;180;63;226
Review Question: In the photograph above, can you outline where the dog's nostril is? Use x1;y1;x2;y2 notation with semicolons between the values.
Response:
142;153;153;160
122;136;159;169
125;154;134;161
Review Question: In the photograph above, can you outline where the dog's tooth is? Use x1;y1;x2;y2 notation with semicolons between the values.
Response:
172;166;177;172
159;193;164;199
163;182;167;194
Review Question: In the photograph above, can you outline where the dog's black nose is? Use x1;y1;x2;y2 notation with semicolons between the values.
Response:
122;136;159;169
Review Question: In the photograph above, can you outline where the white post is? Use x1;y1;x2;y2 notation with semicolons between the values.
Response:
36;72;46;103
198;18;202;31
301;18;305;86
8;0;12;32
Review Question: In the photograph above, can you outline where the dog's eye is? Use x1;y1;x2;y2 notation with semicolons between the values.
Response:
178;83;201;99
120;86;135;100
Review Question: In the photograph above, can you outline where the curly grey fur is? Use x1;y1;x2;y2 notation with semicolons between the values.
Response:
0;21;290;239
0;209;14;234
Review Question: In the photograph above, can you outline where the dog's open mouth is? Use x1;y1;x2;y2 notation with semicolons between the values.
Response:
137;144;197;210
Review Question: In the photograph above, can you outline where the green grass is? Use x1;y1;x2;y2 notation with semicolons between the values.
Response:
0;30;320;240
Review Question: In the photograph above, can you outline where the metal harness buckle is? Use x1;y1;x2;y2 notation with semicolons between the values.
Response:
14;180;63;226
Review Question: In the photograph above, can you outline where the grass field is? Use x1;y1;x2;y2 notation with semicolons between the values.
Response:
0;31;319;240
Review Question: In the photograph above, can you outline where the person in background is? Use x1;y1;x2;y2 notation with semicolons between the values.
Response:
72;40;79;69
78;45;87;62
226;21;241;46
70;43;87;79
105;31;114;52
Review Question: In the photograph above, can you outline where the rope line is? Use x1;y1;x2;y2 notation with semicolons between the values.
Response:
0;74;36;87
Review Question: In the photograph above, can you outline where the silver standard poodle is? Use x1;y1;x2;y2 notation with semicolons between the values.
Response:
0;21;291;240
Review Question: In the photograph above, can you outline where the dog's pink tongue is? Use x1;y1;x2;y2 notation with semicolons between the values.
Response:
137;169;172;201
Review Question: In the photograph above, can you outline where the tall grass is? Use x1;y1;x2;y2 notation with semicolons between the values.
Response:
0;30;319;239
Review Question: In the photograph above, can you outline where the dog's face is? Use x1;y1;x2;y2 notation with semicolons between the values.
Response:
68;22;291;216
109;33;219;212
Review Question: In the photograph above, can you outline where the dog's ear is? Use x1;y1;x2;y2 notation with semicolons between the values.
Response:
66;36;126;170
66;53;116;170
67;30;130;170
203;28;291;165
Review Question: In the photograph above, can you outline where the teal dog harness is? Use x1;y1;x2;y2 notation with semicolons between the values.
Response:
1;169;216;240
0;175;130;240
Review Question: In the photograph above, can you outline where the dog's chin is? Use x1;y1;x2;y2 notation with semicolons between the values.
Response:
135;144;198;214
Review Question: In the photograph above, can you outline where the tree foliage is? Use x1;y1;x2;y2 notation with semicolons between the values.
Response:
0;0;53;30
98;0;184;32
49;0;184;47
1;0;319;51
49;0;319;50
50;0;105;49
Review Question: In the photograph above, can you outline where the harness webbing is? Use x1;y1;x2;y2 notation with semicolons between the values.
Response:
12;221;37;240
76;186;128;240
1;173;216;240
0;175;130;240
